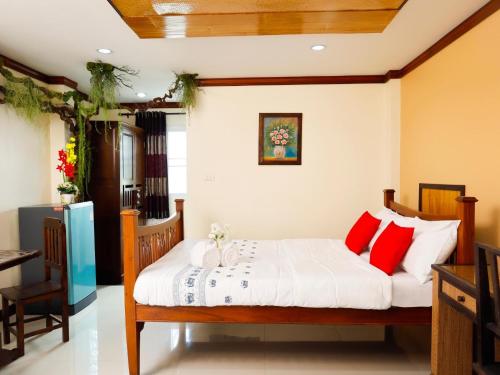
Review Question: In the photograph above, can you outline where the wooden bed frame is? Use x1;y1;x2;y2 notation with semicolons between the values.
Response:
121;189;478;375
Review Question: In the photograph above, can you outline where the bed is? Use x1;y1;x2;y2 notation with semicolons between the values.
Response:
121;189;477;375
133;238;432;309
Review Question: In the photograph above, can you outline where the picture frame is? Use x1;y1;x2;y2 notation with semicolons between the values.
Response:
258;113;302;165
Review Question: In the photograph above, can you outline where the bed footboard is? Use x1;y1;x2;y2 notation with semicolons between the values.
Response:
121;199;184;375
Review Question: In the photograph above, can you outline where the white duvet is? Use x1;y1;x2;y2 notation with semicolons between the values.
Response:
134;239;392;309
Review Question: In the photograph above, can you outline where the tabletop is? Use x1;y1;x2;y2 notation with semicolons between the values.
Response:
432;263;498;298
0;250;41;271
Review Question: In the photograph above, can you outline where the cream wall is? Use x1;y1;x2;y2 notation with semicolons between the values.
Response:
49;115;69;203
0;99;51;287
187;83;400;239
400;12;500;246
0;73;73;287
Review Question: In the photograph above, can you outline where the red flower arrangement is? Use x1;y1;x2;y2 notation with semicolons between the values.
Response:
56;137;77;181
57;150;74;179
56;137;79;200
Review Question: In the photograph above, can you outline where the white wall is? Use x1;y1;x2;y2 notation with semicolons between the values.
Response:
384;79;401;201
0;77;401;284
186;83;400;239
0;104;51;287
48;114;69;203
0;74;75;287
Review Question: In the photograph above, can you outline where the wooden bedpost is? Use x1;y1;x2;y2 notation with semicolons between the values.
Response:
383;190;396;341
121;209;141;375
455;196;478;265
175;199;185;241
383;189;395;208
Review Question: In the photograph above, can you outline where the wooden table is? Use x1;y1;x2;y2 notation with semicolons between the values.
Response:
430;264;500;375
0;249;41;366
431;264;477;375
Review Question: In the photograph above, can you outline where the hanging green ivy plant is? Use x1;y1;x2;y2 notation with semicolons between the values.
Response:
175;73;199;113
4;79;47;121
142;72;200;113
0;57;200;199
0;58;137;196
87;61;137;117
0;60;64;122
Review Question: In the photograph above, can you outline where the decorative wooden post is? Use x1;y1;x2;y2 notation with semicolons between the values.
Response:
383;189;395;209
175;199;185;241
121;209;141;375
455;196;478;265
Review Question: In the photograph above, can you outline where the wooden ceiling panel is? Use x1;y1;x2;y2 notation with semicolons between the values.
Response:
114;0;405;16
111;0;407;38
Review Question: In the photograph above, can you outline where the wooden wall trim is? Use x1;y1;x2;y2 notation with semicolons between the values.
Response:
0;1;498;93
397;0;500;77
198;1;499;86
46;76;79;89
0;54;78;89
198;75;386;87
120;101;183;109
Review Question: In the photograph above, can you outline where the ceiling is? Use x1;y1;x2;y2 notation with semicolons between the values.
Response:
0;0;490;101
111;0;406;38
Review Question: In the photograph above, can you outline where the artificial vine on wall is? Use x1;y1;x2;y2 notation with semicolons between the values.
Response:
87;61;138;116
0;57;200;198
139;72;199;112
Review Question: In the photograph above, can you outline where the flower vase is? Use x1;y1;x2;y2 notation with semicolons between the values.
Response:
215;239;223;252
60;193;75;205
273;145;286;159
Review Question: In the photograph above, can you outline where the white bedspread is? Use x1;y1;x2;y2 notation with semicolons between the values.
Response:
134;239;392;309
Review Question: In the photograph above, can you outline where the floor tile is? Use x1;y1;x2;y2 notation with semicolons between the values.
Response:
1;286;431;374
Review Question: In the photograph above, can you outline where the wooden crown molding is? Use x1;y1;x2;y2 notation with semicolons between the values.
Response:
120;101;183;110
198;0;499;86
198;75;387;87
397;0;500;78
1;0;498;96
0;54;78;89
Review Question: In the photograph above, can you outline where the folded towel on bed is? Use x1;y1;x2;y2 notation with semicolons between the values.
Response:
190;241;220;269
220;243;239;267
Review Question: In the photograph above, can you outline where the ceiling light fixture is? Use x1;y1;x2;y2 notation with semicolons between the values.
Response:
97;48;112;54
136;92;147;98
311;44;326;51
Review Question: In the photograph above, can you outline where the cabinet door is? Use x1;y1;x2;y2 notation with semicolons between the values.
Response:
88;121;121;285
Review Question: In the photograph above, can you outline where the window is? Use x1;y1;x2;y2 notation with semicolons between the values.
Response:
167;129;187;194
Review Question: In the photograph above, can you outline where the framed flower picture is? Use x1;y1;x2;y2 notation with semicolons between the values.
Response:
258;113;302;165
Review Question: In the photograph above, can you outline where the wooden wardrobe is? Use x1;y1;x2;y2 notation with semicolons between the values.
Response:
88;122;145;284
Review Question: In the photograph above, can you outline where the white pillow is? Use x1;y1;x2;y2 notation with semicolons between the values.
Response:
401;217;460;284
368;208;415;251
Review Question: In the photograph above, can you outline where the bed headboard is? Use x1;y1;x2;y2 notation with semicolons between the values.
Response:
418;183;465;214
121;199;185;286
383;189;477;265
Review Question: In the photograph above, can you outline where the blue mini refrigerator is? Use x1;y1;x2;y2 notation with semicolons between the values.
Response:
64;202;97;311
19;202;97;315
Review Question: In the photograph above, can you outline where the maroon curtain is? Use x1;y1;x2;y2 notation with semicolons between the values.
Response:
136;111;169;219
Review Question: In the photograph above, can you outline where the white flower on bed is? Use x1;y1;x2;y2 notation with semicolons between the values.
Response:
208;223;230;249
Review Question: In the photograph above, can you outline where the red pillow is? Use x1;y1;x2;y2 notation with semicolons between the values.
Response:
370;221;414;275
345;211;382;254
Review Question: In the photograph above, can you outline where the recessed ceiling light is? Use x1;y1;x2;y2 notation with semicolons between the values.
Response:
311;44;326;51
136;92;147;98
97;48;112;54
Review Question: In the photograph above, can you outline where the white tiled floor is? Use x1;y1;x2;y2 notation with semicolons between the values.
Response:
1;286;431;374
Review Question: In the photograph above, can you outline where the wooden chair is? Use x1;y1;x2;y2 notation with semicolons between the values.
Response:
0;217;69;355
474;243;500;375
